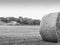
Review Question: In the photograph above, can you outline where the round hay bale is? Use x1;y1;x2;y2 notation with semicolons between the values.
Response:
40;12;60;42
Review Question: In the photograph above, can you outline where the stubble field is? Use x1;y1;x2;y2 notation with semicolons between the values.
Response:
0;25;59;45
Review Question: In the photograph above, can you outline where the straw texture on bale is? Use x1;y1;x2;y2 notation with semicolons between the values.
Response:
56;13;60;41
40;12;60;42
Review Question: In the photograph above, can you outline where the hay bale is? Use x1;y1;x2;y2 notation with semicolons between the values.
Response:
40;12;60;42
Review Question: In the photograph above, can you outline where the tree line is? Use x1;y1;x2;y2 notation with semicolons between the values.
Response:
0;16;40;25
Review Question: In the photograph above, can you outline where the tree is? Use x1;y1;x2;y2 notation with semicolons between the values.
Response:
33;20;40;25
17;16;24;24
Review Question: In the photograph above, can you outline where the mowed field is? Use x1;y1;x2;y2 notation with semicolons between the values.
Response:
0;25;59;45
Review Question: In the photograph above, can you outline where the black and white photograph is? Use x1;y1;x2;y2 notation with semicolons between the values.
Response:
0;0;60;45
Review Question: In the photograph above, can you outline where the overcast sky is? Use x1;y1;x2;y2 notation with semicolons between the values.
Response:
0;0;60;20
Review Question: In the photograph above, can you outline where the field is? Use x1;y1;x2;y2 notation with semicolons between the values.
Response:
0;25;59;45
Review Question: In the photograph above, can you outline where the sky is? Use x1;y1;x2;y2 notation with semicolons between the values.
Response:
0;0;60;20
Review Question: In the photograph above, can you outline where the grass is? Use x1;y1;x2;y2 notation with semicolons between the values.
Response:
0;25;59;45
